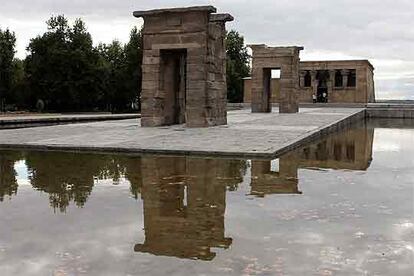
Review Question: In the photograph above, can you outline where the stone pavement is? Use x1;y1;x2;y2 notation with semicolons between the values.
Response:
0;113;140;128
0;108;365;158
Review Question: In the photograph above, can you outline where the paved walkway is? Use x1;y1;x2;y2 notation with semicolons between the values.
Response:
0;113;140;126
0;108;365;158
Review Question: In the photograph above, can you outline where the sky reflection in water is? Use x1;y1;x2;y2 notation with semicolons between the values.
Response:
0;119;413;275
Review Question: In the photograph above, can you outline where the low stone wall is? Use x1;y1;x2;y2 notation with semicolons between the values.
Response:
0;114;140;129
228;102;414;119
367;109;413;118
227;102;366;110
367;104;414;118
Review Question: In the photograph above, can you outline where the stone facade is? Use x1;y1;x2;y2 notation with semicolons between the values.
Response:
244;60;375;104
248;45;304;113
298;60;375;103
134;6;233;127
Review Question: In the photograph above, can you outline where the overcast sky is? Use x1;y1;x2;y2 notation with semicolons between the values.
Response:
1;0;413;100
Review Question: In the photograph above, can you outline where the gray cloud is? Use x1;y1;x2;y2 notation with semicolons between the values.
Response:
1;0;413;99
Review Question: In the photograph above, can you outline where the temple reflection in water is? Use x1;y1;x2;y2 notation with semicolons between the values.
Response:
250;124;374;197
0;122;374;260
135;157;245;260
293;125;374;171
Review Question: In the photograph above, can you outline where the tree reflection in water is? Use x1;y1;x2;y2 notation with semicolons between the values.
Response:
0;150;145;212
0;150;23;202
0;121;375;260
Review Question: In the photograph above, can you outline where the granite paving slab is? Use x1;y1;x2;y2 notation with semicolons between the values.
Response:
0;108;365;158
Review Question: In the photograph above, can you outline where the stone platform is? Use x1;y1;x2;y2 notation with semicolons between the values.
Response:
0;108;365;158
0;113;140;129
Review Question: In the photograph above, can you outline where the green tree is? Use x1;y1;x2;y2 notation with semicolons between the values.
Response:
96;27;143;112
226;30;250;103
0;28;17;111
25;15;101;112
124;27;143;110
96;40;127;111
10;58;27;108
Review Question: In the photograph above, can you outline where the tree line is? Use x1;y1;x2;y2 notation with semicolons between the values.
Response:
0;15;249;113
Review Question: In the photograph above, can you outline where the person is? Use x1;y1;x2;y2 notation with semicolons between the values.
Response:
312;94;317;103
322;92;327;103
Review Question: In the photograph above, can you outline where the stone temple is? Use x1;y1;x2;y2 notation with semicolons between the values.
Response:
134;6;233;127
244;58;375;105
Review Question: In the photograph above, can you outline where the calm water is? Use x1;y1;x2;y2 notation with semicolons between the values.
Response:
0;119;413;276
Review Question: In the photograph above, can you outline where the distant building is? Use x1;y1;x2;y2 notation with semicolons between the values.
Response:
244;60;375;104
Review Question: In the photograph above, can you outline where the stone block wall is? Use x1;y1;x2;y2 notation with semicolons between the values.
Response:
248;45;303;113
205;15;230;126
243;78;280;104
134;6;232;127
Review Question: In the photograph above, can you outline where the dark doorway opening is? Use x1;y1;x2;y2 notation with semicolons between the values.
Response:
304;71;312;87
348;69;356;87
160;49;187;125
334;70;343;87
317;70;329;103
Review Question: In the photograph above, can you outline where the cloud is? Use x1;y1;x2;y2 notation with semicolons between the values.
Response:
1;0;413;99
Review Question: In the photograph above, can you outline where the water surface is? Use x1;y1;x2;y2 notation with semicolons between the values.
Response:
0;119;413;275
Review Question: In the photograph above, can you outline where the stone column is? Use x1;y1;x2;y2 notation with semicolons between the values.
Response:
310;70;318;96
299;71;307;88
341;69;349;88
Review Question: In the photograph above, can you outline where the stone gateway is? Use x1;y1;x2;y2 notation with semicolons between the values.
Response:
248;45;304;113
134;6;233;127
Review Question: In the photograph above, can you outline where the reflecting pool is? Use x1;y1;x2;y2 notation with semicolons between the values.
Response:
0;119;413;275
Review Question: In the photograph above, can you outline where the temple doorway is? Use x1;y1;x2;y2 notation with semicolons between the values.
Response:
317;71;329;103
160;49;187;125
262;68;281;112
262;69;272;112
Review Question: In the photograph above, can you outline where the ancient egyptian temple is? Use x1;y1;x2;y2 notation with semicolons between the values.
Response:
133;5;376;125
134;6;233;127
244;59;375;105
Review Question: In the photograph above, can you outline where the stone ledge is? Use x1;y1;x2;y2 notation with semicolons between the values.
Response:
0;114;140;128
367;108;414;119
210;14;234;22
133;6;217;18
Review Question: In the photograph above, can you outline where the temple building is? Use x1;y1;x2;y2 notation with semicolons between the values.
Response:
244;59;375;104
